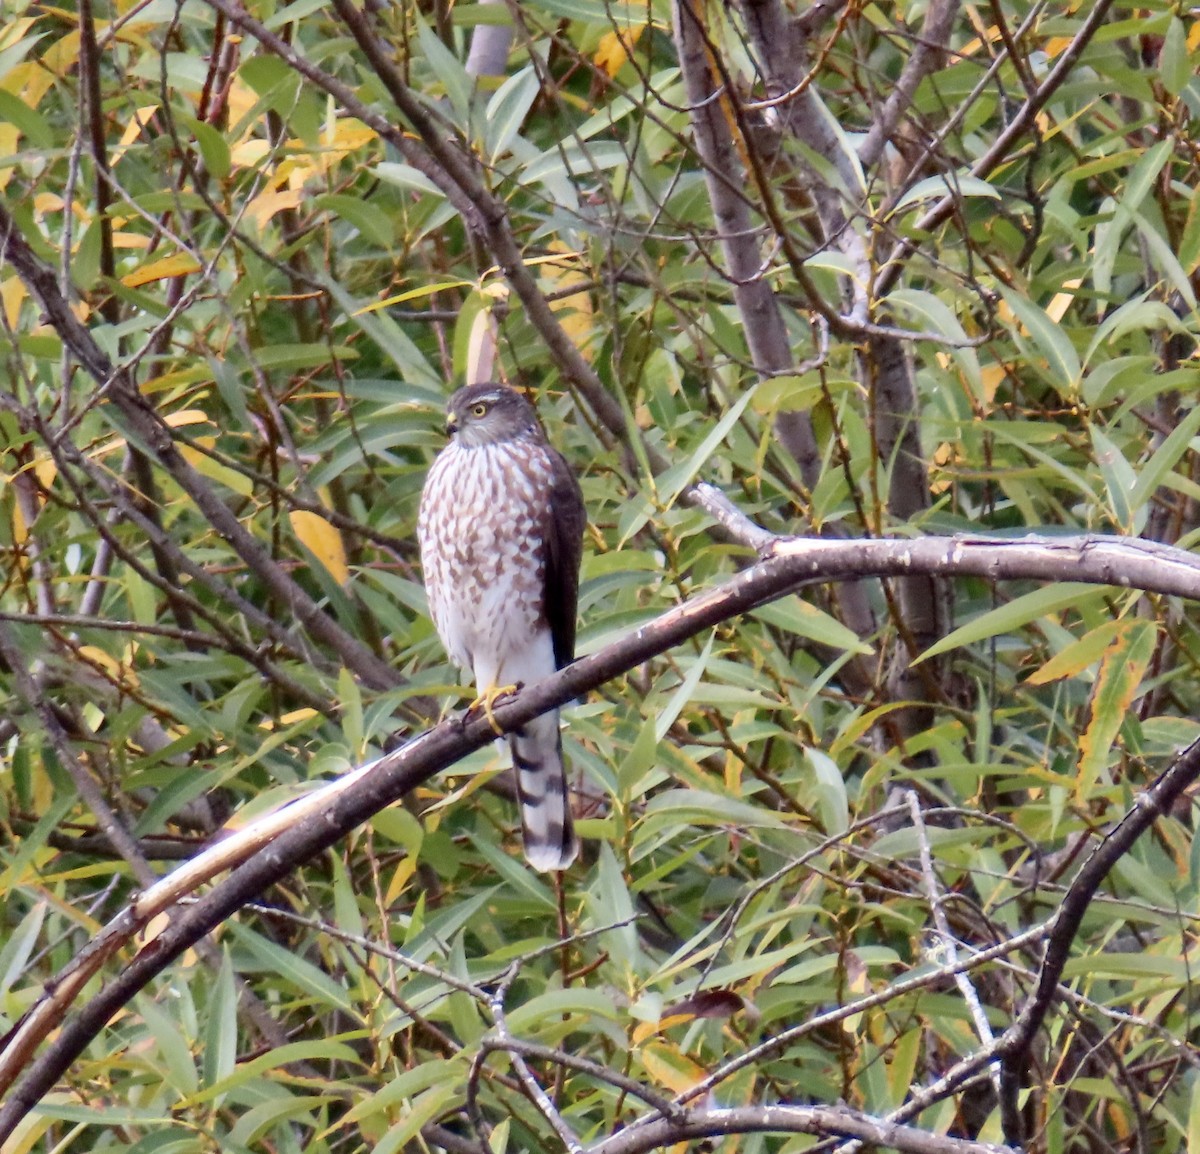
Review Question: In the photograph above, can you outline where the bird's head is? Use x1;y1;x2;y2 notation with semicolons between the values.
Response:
444;383;540;448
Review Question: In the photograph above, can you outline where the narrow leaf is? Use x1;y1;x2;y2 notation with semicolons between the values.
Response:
918;584;1110;662
1077;620;1157;797
1000;286;1081;392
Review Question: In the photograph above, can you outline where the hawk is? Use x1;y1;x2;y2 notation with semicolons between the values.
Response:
418;383;585;871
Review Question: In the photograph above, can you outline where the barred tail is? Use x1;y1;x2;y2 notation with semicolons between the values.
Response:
509;710;578;872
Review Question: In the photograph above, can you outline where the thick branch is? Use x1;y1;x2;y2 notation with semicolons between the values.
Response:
594;1104;1011;1154
672;0;821;484
2;529;1200;1139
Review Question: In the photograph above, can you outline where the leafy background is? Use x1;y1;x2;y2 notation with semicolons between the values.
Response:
2;0;1200;1151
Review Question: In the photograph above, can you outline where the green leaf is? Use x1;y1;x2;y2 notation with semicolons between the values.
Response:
519;140;629;184
892;172;1000;213
522;0;644;23
374;161;446;197
654;630;714;741
918;584;1111;662
505;986;624;1033
485;65;540;162
806;747;849;835
415;18;472;122
636;789;787;841
1134;208;1198;308
372;1083;462;1154
0;88;54;148
1089;424;1137;531
1159;16;1190;97
190;1040;365;1104
136;994;200;1096
316;193;395;249
0;31;46;85
999;286;1080;393
201;949;239;1096
343;1059;463;1123
587;843;639;975
226;923;356;1013
1128;403;1200;515
183;116;231;180
656;385;759;510
0;900;46;996
750;596;872;654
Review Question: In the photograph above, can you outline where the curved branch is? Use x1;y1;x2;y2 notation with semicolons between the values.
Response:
593;1104;1011;1154
2;527;1199;1139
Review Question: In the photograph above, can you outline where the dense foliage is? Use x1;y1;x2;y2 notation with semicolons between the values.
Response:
2;0;1200;1151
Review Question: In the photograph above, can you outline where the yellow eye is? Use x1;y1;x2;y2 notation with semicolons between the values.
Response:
470;402;488;418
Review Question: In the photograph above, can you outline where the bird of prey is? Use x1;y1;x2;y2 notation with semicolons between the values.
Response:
418;383;585;871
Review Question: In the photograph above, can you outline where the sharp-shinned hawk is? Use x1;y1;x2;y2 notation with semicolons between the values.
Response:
418;383;585;871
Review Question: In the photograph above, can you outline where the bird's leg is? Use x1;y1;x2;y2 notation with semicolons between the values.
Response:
465;683;522;736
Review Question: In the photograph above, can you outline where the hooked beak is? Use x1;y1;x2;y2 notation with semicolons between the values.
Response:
445;412;459;436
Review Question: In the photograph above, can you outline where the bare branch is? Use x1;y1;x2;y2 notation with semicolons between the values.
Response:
856;0;961;169
996;734;1200;1143
3;526;1200;1138
876;0;1118;294
594;1103;1013;1154
672;0;821;485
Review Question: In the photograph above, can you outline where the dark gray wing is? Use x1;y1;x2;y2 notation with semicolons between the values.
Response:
543;448;585;670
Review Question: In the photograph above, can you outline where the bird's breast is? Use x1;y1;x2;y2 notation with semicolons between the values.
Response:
418;440;556;675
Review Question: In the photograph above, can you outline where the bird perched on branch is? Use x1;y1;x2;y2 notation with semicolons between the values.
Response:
418;383;585;871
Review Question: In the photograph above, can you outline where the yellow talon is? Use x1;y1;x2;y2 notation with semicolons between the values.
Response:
466;683;521;736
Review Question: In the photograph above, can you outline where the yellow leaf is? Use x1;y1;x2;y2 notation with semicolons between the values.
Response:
1046;276;1083;323
245;189;303;228
178;444;253;498
1;275;26;330
262;708;320;729
540;243;593;348
640;1042;707;1094
291;510;350;585
1026;619;1129;686
0;125;17;191
465;309;498;384
279;119;379;186
121;252;202;288
41;29;81;79
32;455;55;491
0;17;37;52
10;58;55;108
163;409;211;428
631;1014;693;1045
231;138;271;168
1077;620;1157;797
112;104;158;165
225;78;259;134
594;25;645;77
79;645;128;680
384;857;418;908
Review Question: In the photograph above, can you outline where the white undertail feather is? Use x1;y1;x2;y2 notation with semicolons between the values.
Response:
510;710;578;872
